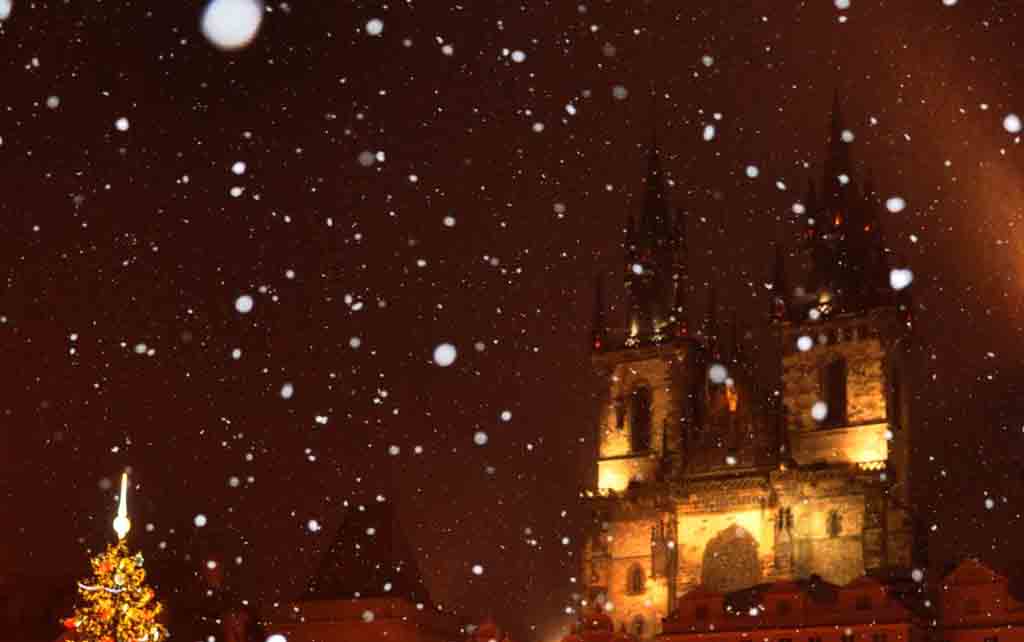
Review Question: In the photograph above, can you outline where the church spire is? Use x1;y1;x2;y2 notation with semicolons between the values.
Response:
703;284;720;360
591;274;607;351
639;134;671;249
623;130;687;346
803;93;893;318
769;243;789;322
823;89;853;210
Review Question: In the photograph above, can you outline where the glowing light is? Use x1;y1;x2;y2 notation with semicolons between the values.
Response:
912;568;924;582
985;497;995;510
500;410;512;422
114;117;130;132
511;50;527;63
112;472;131;540
796;335;814;352
473;431;489;446
266;635;287;642
194;513;208;527
365;18;383;36
471;564;484;575
702;124;716;141
201;0;264;51
745;165;759;178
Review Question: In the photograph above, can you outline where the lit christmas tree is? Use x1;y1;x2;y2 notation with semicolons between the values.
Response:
62;473;170;642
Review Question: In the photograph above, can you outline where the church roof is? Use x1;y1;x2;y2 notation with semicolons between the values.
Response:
304;500;432;605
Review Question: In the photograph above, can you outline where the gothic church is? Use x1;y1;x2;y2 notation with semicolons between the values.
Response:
582;95;919;638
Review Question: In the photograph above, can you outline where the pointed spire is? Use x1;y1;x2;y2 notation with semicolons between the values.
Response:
823;89;853;210
728;310;744;366
672;277;688;337
592;274;607;351
113;471;131;540
770;243;789;322
830;88;844;142
640;134;670;247
703;285;720;359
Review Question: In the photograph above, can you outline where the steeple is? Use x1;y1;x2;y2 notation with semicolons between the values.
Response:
592;274;608;351
823;89;853;209
623;132;688;346
800;92;894;318
769;243;789;322
703;285;720;360
639;135;671;248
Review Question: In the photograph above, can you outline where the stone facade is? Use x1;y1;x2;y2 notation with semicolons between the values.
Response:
581;99;920;639
582;304;916;641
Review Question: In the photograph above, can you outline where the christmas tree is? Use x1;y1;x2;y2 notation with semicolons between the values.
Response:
62;473;170;642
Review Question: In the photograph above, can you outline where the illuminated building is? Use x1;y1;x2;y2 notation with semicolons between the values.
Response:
582;94;919;638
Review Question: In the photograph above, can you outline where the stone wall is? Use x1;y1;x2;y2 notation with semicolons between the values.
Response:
782;335;887;431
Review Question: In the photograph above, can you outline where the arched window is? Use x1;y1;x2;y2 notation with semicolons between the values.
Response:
827;510;842;538
630;387;653;452
820;358;848;427
632;615;645;637
626;564;645;595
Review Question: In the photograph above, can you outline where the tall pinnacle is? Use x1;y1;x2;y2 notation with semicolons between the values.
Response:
640;136;671;248
823;89;852;209
769;243;789;321
592;274;607;351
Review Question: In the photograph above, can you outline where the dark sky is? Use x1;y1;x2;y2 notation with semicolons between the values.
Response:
2;1;1024;640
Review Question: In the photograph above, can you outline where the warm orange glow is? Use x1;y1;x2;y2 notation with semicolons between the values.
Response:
834;212;842;226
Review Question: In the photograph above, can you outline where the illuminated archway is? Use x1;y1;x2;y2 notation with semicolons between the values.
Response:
701;525;761;593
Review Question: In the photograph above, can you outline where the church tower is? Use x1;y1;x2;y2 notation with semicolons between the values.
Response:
581;98;917;640
775;92;916;575
586;138;700;639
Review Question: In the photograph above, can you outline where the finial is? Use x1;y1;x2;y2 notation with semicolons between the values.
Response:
112;472;131;540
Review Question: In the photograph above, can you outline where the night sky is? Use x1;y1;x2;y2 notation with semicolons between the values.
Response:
2;1;1024;640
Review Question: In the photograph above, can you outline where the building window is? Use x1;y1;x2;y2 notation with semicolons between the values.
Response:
872;634;888;642
626;564;645;595
695;605;709;620
630;387;653;452
632;615;645;637
777;600;792;616
855;595;872;610
809;637;823;642
841;634;855;642
827;510;843;538
820;358;848;427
